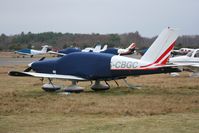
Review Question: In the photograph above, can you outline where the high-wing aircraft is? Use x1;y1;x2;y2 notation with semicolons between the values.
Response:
169;49;199;76
9;27;180;92
15;45;51;58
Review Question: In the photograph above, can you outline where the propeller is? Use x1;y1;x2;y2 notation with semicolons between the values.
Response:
38;57;46;61
24;67;32;72
24;57;46;72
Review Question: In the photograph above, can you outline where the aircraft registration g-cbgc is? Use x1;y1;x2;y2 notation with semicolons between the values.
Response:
9;27;180;93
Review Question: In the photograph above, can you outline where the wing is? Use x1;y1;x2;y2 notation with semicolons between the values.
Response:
48;51;66;56
8;71;86;81
15;51;32;55
191;64;199;67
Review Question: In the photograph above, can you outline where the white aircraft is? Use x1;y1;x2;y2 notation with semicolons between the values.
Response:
15;45;51;58
172;48;195;55
82;44;108;52
169;49;199;76
117;43;136;55
49;43;136;56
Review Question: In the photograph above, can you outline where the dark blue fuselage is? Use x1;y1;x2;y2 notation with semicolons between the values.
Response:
32;52;114;80
58;47;119;55
31;52;180;80
58;48;81;54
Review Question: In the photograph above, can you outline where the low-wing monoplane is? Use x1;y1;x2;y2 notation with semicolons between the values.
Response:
82;44;108;52
49;43;136;56
9;27;180;92
169;49;199;76
15;45;51;58
172;48;195;56
101;43;136;55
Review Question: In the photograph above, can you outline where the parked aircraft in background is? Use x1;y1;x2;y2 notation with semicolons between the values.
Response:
9;27;180;93
101;43;136;55
82;44;108;52
139;47;195;57
49;43;136;56
49;47;81;56
172;48;195;56
15;45;51;58
169;49;199;76
48;44;106;56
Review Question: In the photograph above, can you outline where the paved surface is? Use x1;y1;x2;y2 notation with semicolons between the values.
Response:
0;57;41;66
0;54;141;66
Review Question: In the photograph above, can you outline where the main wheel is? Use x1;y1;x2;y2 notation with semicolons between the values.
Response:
42;83;61;92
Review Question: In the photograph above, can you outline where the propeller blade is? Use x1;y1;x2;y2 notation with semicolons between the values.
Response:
39;57;45;61
24;57;45;72
24;67;32;72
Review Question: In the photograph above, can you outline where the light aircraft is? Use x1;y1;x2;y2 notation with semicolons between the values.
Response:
48;44;106;56
15;45;51;58
172;48;195;56
9;27;180;92
137;47;194;57
101;43;136;55
49;43;136;56
49;47;81;56
169;49;199;76
82;44;108;52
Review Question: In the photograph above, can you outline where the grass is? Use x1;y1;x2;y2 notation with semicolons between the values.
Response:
0;113;198;133
0;64;199;133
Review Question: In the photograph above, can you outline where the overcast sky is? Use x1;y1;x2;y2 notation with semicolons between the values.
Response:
0;0;198;37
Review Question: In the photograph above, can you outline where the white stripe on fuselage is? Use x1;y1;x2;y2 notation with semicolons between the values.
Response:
110;55;148;70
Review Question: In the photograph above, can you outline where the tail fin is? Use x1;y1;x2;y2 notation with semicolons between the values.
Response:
41;45;50;53
101;45;108;51
127;43;136;50
93;44;102;52
140;27;178;65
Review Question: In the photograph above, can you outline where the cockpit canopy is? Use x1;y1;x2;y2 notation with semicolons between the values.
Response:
186;49;199;58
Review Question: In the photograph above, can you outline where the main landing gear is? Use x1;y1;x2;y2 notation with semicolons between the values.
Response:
42;78;61;92
41;78;140;93
64;80;84;93
41;79;84;93
91;80;110;91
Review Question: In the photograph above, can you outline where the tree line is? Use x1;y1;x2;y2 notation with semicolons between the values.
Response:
0;31;198;51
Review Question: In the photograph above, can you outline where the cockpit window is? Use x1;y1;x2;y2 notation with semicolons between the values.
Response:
187;51;193;57
194;50;199;58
